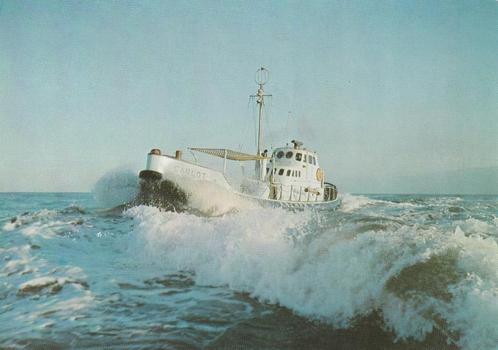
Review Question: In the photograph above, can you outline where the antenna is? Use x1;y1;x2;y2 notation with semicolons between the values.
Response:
250;67;272;155
286;111;292;142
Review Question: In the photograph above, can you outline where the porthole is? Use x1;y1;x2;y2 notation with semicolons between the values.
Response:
286;151;293;159
277;151;284;158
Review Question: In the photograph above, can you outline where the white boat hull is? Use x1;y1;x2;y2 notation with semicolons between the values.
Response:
137;153;340;213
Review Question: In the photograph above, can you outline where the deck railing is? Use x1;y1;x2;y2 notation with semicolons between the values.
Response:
269;183;337;202
324;183;338;201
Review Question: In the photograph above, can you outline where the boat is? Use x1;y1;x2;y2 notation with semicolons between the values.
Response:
137;68;340;212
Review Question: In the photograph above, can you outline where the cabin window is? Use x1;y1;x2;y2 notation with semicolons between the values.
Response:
303;154;307;163
292;170;295;177
286;151;293;159
276;151;284;158
266;168;269;174
278;169;284;175
295;153;302;161
308;156;313;164
286;169;291;176
312;156;316;165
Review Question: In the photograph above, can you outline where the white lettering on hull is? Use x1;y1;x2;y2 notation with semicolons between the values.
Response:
173;165;207;180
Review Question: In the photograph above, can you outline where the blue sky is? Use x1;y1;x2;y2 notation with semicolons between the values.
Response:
1;0;497;193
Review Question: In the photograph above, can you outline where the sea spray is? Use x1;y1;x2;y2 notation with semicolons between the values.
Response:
92;168;139;208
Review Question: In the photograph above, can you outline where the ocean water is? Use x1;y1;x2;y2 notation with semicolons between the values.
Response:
1;188;498;349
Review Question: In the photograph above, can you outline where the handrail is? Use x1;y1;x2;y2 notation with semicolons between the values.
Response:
323;183;338;201
269;182;337;202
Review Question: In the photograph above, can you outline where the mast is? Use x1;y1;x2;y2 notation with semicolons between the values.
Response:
251;67;271;155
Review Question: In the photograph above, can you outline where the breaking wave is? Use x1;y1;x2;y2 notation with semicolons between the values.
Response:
127;195;498;349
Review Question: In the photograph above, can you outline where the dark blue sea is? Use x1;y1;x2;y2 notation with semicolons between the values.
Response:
1;186;497;349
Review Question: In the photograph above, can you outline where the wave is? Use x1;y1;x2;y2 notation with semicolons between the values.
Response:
338;193;385;213
3;209;58;232
2;205;88;239
127;196;498;350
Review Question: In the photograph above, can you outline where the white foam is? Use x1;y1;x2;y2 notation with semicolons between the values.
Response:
127;204;498;350
446;274;498;349
18;276;59;292
456;218;497;238
18;291;95;323
20;222;60;239
338;193;383;213
382;294;436;341
46;292;94;312
127;207;418;322
1;245;39;277
3;209;57;231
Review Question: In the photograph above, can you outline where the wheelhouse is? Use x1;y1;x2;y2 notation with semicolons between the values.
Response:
268;140;320;182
